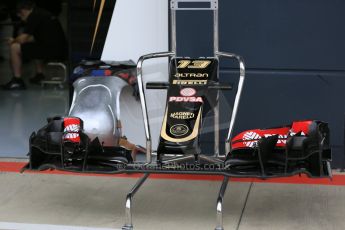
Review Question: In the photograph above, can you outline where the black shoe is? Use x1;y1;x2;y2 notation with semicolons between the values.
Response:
29;73;45;84
2;78;26;90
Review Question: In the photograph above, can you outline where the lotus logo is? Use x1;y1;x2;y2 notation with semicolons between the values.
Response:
170;124;189;136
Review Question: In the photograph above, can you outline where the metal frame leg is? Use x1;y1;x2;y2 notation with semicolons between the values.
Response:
122;173;150;230
215;176;229;230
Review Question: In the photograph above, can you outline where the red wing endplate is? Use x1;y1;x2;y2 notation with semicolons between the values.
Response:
227;120;331;177
231;120;313;149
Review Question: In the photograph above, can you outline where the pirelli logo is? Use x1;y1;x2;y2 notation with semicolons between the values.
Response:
173;80;207;85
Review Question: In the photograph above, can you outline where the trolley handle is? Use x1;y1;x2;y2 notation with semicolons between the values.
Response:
171;0;218;10
208;82;232;90
146;82;232;90
146;82;170;89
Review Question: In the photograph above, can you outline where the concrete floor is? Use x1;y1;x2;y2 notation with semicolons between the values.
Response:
0;89;69;158
0;167;344;230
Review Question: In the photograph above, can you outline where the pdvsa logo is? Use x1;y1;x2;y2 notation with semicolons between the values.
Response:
169;97;203;102
169;87;203;103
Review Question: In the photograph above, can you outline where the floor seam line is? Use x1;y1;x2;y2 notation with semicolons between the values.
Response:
236;181;253;230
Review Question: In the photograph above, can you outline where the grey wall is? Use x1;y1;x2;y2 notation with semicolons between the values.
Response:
175;0;345;168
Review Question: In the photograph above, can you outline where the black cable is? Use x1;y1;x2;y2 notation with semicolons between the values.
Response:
236;181;253;230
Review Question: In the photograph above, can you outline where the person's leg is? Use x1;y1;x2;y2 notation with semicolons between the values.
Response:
29;59;46;84
2;42;26;90
10;42;22;78
3;42;47;89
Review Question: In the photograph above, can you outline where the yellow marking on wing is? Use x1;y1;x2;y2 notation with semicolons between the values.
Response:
160;108;202;143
